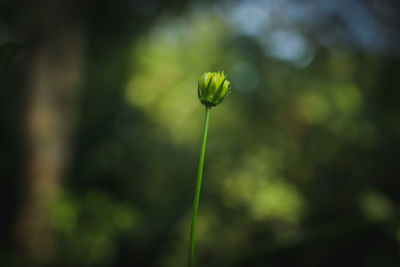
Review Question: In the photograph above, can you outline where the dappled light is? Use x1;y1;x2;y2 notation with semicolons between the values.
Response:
1;0;400;266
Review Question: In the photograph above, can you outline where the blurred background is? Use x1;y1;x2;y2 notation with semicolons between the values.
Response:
1;0;400;266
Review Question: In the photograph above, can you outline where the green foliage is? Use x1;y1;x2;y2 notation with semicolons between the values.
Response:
62;11;400;266
49;191;141;266
3;1;400;266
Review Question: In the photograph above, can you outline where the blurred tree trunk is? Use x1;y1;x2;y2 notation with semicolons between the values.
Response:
11;0;88;262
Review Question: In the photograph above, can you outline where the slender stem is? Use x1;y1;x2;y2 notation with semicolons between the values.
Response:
189;106;211;267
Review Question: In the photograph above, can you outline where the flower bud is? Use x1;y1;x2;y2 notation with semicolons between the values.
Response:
198;71;231;107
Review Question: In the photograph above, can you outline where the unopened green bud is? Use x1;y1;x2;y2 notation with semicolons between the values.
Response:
198;71;231;107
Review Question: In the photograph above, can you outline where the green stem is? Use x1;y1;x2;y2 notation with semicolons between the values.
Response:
189;106;211;267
